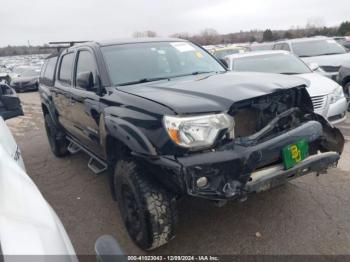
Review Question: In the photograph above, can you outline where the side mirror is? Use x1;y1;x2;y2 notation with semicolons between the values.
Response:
0;84;23;120
219;58;228;69
76;71;95;91
308;62;320;72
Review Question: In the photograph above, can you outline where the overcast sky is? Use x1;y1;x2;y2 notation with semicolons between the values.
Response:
0;0;349;47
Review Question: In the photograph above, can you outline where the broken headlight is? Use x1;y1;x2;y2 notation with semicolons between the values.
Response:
329;84;344;104
163;113;234;149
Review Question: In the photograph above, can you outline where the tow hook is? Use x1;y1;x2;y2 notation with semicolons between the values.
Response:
223;180;242;198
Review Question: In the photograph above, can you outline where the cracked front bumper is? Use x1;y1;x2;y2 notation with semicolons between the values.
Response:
150;117;344;201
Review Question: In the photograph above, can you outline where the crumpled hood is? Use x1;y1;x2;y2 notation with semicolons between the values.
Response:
301;53;350;67
298;73;339;97
118;72;308;114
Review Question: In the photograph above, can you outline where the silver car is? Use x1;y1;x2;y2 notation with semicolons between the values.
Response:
273;37;350;81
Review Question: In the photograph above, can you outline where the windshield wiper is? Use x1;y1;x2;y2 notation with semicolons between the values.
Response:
280;72;300;75
116;71;224;86
319;52;343;56
117;77;170;86
169;71;225;78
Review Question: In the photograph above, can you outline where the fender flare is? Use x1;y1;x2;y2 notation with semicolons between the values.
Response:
41;94;60;128
103;115;157;156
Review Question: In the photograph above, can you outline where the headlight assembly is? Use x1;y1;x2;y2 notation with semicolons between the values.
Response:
329;85;344;104
163;113;234;149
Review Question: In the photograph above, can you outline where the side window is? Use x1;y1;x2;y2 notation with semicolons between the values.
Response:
40;61;47;78
282;44;291;51
273;44;282;50
58;53;74;85
75;50;97;88
44;57;57;81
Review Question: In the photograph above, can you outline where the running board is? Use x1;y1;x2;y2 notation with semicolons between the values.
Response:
66;137;108;175
67;141;81;154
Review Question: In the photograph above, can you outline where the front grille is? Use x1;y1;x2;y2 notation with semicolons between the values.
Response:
311;95;327;110
320;66;340;73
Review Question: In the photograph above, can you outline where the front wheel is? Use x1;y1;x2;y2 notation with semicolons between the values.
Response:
44;113;70;157
114;160;177;250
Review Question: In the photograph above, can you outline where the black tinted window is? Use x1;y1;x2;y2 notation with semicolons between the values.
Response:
58;53;74;85
44;57;57;81
75;51;96;86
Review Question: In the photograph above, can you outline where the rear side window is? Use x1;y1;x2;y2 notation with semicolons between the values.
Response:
44;57;57;81
58;53;74;85
40;61;47;78
40;57;57;86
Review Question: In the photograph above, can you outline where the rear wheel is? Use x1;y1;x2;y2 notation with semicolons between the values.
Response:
114;159;177;250
44;113;70;157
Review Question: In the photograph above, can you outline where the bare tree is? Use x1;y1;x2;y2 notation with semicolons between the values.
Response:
132;30;157;38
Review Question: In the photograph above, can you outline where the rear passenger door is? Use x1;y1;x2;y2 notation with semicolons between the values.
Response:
70;49;103;157
53;51;76;135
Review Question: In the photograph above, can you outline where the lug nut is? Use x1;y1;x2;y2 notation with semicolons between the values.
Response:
196;177;208;188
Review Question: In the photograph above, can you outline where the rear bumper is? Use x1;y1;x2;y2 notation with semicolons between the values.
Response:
147;117;344;201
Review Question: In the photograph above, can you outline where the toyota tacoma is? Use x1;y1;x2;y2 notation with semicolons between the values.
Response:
39;38;344;250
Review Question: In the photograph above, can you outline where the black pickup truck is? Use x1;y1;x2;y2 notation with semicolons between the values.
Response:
39;38;344;250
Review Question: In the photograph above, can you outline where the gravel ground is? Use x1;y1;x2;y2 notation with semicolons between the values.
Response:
6;92;350;255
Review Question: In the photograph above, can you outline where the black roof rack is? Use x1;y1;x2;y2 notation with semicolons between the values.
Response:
39;41;90;53
49;41;90;47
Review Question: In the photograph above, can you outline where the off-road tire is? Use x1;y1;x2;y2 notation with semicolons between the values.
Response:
44;113;69;157
114;160;177;250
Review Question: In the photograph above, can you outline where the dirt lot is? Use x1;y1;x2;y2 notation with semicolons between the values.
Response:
7;92;350;255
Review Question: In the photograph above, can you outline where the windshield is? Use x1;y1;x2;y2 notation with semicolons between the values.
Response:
213;48;248;59
101;41;225;86
292;39;347;57
21;68;40;77
13;67;28;75
232;53;312;74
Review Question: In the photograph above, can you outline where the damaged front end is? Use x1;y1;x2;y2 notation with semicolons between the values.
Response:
174;87;345;201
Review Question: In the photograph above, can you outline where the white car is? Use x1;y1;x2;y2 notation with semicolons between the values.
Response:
273;37;350;81
0;84;77;260
224;50;347;124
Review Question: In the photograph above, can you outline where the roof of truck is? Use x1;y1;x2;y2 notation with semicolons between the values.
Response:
96;38;187;46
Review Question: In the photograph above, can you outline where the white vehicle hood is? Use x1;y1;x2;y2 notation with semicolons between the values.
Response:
0;143;76;259
301;53;350;67
297;73;338;97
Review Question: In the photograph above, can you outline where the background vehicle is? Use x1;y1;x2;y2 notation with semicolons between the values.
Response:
338;62;350;111
10;67;40;92
250;42;275;51
334;36;350;49
273;37;350;81
211;45;250;59
0;87;77;260
225;50;347;124
39;38;344;251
